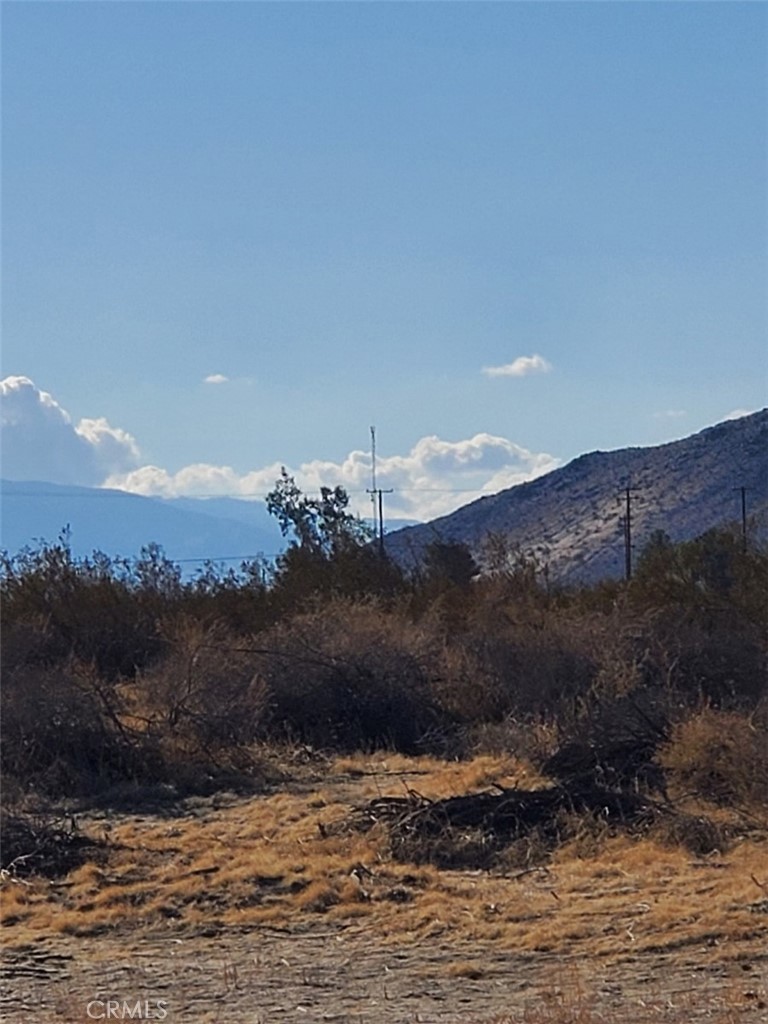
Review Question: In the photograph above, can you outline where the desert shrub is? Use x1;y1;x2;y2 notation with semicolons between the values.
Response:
426;641;503;725
458;621;598;721
659;705;768;807
655;619;767;708
457;716;559;764
476;535;553;603
633;527;768;622
540;688;672;798
0;615;60;678
136;617;269;752
418;592;667;744
270;543;405;615
255;599;449;753
0;661;159;797
0;646;270;800
3;518;764;806
178;558;274;635
630;529;768;708
419;541;480;590
0;540;169;677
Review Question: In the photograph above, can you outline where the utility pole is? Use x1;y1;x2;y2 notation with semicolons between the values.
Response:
367;426;393;557
734;486;748;554
618;485;641;581
368;425;378;541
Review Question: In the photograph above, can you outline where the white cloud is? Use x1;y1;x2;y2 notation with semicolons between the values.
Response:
107;434;560;522
4;375;559;521
653;409;687;419
106;461;285;501
204;374;229;385
482;354;552;378
1;376;140;485
77;417;141;465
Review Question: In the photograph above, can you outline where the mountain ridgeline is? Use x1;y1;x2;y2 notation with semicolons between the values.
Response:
1;412;765;584
384;411;768;583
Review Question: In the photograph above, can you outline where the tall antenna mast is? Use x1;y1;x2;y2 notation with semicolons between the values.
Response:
366;425;393;557
369;426;378;539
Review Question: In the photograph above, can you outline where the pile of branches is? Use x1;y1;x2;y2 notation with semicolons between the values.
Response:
350;781;661;869
0;809;105;880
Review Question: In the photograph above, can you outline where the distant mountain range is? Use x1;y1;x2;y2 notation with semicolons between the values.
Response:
3;412;765;582
0;482;417;572
0;481;284;569
384;411;768;583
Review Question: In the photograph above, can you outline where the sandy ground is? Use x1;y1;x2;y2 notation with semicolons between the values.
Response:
3;917;767;1023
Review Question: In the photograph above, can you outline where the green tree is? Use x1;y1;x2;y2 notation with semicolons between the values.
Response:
422;540;479;589
266;468;372;556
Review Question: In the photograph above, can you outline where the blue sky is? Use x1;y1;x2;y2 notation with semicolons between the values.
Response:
2;2;766;520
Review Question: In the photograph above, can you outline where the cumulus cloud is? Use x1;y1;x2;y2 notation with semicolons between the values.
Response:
204;374;229;385
1;376;140;485
360;434;559;519
4;375;559;521
77;417;141;465
107;434;560;522
482;354;552;378
106;461;284;502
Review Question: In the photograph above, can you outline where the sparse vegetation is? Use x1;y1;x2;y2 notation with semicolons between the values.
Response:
1;505;766;1021
2;516;766;810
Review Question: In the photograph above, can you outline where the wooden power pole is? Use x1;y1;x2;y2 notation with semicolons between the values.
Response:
619;485;641;581
735;486;748;554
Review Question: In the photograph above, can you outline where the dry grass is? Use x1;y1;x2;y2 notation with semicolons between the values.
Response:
3;763;767;1024
3;753;766;971
446;961;488;980
330;750;547;796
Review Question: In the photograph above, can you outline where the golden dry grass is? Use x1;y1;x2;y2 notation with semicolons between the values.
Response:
2;752;767;970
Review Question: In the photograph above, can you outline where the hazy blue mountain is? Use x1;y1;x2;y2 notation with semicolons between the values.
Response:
0;482;419;570
164;495;285;551
384;411;768;583
0;481;280;568
170;494;419;535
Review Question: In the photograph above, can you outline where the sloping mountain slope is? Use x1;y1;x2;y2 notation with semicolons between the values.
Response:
384;411;768;583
